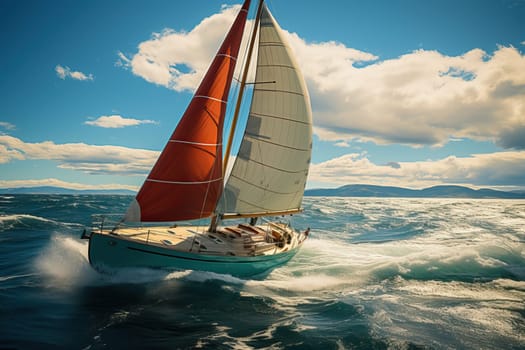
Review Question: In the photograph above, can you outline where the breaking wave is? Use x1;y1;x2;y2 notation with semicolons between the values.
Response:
1;195;524;349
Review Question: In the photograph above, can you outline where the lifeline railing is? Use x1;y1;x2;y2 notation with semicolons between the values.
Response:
83;213;300;255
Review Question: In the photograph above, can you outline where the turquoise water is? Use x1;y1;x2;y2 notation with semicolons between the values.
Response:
0;195;524;349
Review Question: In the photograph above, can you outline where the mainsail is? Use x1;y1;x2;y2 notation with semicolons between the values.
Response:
125;0;251;222
218;4;313;217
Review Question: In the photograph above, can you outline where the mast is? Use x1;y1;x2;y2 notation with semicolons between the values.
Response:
209;0;264;231
223;0;265;175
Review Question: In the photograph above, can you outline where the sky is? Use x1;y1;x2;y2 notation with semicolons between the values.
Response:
1;0;524;192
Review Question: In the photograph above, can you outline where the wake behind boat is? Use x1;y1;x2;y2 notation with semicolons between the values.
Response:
83;0;313;277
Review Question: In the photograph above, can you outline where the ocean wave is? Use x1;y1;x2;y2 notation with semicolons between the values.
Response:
0;214;86;233
0;213;56;224
367;276;525;347
0;214;59;232
0;273;37;282
8;196;523;350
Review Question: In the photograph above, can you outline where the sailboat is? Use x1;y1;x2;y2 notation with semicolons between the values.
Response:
83;0;313;277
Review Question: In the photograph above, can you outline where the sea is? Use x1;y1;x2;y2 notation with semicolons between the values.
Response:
0;194;524;349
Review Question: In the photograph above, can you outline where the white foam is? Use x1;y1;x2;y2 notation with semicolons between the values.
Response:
396;278;523;302
0;273;36;282
34;235;98;288
0;213;56;225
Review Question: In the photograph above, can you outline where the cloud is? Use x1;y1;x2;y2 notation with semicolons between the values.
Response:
117;4;246;92
334;141;350;147
309;151;525;189
288;39;525;149
55;65;94;81
119;5;525;150
0;135;158;175
0;178;138;191
85;115;158;128
0;122;15;131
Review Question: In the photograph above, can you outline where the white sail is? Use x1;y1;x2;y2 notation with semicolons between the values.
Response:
218;4;313;216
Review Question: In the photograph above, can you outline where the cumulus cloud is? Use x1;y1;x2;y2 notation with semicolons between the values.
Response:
85;115;158;128
289;43;525;149
55;65;94;81
309;151;525;189
0;121;15;131
0;135;158;175
117;4;247;92
119;5;525;150
293;43;525;149
0;178;138;191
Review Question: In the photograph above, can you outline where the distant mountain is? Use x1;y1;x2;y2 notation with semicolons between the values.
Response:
305;184;525;199
2;184;523;199
0;186;135;195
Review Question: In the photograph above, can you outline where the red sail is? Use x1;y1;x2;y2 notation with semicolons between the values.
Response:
128;0;251;222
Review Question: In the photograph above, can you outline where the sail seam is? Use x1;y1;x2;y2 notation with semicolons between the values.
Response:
237;156;308;174
258;64;294;69
230;174;304;195
217;53;237;61
193;95;228;104
250;112;311;125
146;178;222;185
253;88;304;97
169;140;223;147
259;42;286;47
245;133;311;151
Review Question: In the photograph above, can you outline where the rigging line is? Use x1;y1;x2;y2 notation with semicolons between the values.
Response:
229;173;303;195
221;0;254;171
222;0;265;176
210;0;260;229
253;88;305;97
250;111;311;125
236;156;308;174
244;133;311;151
245;80;276;85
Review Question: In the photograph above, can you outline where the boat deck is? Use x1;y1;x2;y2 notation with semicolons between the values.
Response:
94;222;302;257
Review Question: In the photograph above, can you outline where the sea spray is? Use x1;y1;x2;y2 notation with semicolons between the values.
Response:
34;234;98;288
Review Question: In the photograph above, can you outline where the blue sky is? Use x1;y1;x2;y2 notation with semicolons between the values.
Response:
1;0;525;191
